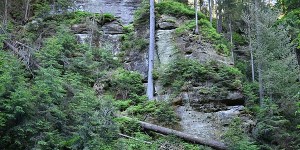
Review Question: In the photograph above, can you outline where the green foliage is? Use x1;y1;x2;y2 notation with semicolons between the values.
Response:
155;135;213;150
215;43;230;55
125;100;179;127
134;0;205;26
156;0;206;19
160;59;242;94
224;118;259;150
242;82;259;108
115;117;141;135
233;32;247;45
109;68;144;99
121;28;148;52
44;11;115;25
116;132;156;150
36;29;118;84
32;0;74;18
153;102;179;127
252;100;300;149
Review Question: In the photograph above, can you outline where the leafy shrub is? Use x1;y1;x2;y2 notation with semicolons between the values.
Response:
121;31;148;52
161;59;242;93
215;43;230;55
110;68;144;99
153;102;179;127
156;0;206;19
115;117;141;135
224;118;259;150
44;11;115;25
134;0;205;26
252;100;300;149
233;32;247;45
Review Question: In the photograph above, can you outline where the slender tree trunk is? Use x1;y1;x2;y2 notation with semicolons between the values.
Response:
24;0;30;21
209;0;212;24
245;6;255;82
89;14;95;49
217;13;222;33
250;44;255;82
258;63;264;106
3;0;8;26
147;0;155;100
194;0;199;34
229;19;234;64
254;0;264;106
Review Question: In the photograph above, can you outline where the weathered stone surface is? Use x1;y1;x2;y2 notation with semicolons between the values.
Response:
158;15;179;30
100;34;123;55
176;34;234;65
176;105;253;141
71;24;88;33
102;20;124;34
123;50;148;78
226;91;244;100
75;34;91;44
76;0;142;25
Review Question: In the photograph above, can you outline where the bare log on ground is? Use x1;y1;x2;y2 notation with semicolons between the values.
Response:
139;121;227;150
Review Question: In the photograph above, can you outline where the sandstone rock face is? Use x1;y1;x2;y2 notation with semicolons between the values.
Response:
76;0;142;25
71;24;88;34
102;20;124;34
78;0;254;143
176;34;234;65
158;15;179;30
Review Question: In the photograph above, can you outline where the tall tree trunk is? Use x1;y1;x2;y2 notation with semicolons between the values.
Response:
194;0;199;34
209;0;212;24
24;0;30;21
229;19;234;64
147;0;155;100
254;0;264;106
258;63;264;106
217;13;222;33
3;0;8;26
250;44;255;82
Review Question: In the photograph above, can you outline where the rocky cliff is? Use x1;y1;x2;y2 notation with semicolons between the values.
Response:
74;0;254;142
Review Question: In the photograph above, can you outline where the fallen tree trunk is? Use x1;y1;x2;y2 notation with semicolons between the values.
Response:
139;121;227;150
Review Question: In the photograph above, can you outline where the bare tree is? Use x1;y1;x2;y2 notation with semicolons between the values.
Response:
24;0;30;21
228;19;234;64
194;0;199;34
209;0;212;24
147;0;155;100
242;11;255;82
3;0;8;26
